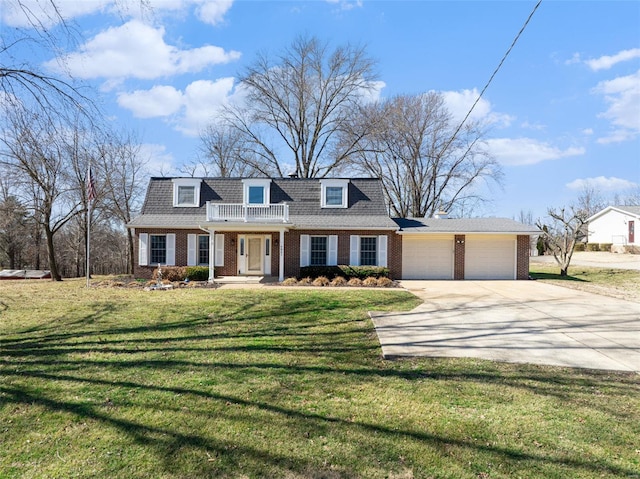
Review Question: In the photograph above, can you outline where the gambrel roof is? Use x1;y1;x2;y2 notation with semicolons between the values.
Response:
128;177;398;230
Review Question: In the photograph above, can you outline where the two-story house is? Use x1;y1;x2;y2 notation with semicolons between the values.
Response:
127;177;538;281
128;177;400;281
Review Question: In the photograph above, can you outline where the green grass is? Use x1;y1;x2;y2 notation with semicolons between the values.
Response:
530;262;640;301
1;280;639;478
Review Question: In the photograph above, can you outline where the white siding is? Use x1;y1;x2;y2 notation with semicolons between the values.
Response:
589;210;638;245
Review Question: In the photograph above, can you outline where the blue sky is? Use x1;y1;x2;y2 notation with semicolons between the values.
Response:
2;0;639;219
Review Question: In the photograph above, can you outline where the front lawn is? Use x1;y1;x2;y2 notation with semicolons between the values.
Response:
0;280;638;478
530;262;640;302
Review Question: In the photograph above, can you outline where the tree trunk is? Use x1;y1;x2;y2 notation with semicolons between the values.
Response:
560;268;568;277
127;228;134;275
44;225;62;281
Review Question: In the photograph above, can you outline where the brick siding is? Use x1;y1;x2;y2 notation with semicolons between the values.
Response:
454;235;465;280
133;229;400;280
516;235;530;280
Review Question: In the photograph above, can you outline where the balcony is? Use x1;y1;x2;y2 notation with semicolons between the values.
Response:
207;202;289;223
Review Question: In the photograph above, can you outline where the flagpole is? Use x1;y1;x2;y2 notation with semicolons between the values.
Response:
86;163;93;288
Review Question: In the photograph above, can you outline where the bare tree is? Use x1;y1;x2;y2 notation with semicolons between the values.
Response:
0;104;84;280
0;184;29;269
98;131;148;275
536;207;588;276
224;35;379;178
189;123;259;177
348;92;502;218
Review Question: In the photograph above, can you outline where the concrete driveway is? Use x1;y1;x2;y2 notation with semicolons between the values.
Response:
370;281;640;373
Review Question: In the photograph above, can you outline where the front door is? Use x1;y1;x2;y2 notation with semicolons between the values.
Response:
246;236;263;274
630;221;635;244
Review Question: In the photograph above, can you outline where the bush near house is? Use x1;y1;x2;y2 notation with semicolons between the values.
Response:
185;266;209;281
599;243;613;252
299;265;389;280
586;243;600;252
573;243;586;252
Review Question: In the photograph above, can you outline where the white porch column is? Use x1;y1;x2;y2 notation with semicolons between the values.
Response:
278;229;285;282
208;228;215;282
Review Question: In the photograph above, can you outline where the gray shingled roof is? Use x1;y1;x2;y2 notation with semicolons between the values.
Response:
613;205;640;216
130;177;397;229
394;217;540;234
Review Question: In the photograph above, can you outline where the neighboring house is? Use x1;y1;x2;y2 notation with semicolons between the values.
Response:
587;205;640;247
127;177;538;281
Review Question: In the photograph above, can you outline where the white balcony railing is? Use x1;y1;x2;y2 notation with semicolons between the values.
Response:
207;202;289;223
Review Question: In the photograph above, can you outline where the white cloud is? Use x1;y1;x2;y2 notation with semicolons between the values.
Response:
179;78;236;135
566;176;637;192
1;0;111;28
140;143;177;176
117;77;236;135
325;0;363;11
440;88;513;127
45;20;240;82
117;85;184;118
196;0;234;25
486;138;585;166
585;48;640;71
2;0;235;28
592;69;640;143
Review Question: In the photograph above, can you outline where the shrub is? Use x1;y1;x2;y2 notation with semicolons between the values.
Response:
347;277;363;287
312;276;330;286
376;277;394;288
362;277;378;287
298;277;312;285
153;266;186;282
185;266;209;281
599;243;613;253
281;277;298;286
299;265;389;280
573;242;586;252
586;243;600;252
330;276;347;287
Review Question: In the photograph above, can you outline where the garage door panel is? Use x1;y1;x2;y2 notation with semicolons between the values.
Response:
402;237;453;279
465;238;515;280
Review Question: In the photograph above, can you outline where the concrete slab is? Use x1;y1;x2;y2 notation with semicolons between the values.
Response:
370;281;640;372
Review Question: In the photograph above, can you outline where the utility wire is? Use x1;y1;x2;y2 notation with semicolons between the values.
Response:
438;0;542;158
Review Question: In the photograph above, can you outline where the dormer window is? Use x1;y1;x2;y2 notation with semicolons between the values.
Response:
172;178;201;207
242;179;271;205
321;179;349;208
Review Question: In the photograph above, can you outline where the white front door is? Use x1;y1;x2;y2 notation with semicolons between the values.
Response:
246;236;263;274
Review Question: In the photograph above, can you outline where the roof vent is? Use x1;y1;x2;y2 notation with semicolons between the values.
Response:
433;211;448;219
288;173;299;178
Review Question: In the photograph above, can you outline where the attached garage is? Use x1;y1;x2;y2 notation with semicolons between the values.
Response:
464;236;516;280
394;217;539;280
402;235;454;279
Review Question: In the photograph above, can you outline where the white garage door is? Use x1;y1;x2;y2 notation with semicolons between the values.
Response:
465;237;515;280
402;236;454;279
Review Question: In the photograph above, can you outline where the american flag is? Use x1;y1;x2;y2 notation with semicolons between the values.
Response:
87;167;97;202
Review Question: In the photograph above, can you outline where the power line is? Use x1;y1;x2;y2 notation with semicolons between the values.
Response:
439;0;543;157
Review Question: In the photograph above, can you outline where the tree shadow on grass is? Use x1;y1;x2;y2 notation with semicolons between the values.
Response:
529;272;588;282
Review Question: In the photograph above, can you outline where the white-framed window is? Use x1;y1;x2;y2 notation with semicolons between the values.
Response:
188;233;224;267
300;235;338;267
320;179;349;208
150;235;166;264
139;233;175;266
198;235;209;265
349;235;387;267
242;178;271;205
310;236;328;266
359;236;377;266
172;178;201;207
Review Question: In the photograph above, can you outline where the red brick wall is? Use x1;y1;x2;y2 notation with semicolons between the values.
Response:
283;230;401;279
517;235;530;280
454;235;465;280
132;229;399;279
